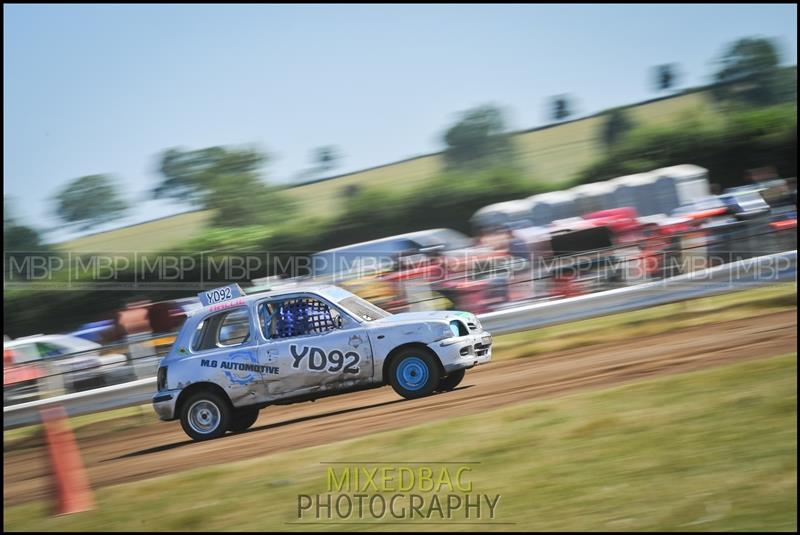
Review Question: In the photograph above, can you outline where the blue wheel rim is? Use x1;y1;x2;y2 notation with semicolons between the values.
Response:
396;357;429;391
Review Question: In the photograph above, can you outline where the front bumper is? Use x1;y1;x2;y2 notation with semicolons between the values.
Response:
429;332;493;374
152;389;181;421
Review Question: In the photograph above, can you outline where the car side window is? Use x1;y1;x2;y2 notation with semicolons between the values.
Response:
11;344;41;364
260;297;342;340
219;309;250;346
37;342;67;358
192;307;251;352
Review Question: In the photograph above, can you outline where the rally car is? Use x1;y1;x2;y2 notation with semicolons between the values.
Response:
153;284;492;441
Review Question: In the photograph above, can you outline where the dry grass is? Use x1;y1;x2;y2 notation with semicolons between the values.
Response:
4;353;795;531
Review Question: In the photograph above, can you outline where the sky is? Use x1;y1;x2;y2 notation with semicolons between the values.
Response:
4;4;798;242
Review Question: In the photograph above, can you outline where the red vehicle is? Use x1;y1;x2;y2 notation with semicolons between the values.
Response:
583;207;690;280
375;249;523;314
518;207;687;298
313;229;522;314
582;207;642;237
547;224;622;297
431;250;522;314
3;347;45;406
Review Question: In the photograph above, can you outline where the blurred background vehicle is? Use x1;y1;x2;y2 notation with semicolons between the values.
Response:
3;346;45;406
3;334;133;402
311;229;474;282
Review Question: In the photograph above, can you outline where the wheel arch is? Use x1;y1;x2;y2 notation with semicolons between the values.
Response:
175;382;232;417
381;342;444;384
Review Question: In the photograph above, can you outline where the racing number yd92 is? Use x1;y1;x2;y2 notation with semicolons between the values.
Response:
204;286;233;305
290;345;361;374
153;284;493;441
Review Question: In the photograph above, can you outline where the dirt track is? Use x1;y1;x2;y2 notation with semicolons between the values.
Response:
4;310;797;507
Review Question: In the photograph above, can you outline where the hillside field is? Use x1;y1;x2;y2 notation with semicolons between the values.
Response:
56;91;712;253
284;91;711;217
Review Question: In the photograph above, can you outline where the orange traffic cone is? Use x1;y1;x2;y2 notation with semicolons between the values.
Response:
39;405;95;515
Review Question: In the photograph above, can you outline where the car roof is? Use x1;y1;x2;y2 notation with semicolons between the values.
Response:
190;284;350;316
4;334;98;350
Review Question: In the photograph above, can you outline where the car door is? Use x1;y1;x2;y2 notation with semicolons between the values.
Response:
189;306;266;399
255;294;373;399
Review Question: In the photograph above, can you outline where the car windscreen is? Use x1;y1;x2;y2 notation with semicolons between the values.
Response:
338;296;391;322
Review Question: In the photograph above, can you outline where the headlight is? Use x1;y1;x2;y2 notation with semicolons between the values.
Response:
157;367;167;391
433;323;453;341
449;321;462;337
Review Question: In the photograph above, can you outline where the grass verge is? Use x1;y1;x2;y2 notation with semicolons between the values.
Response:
4;353;796;531
491;282;796;361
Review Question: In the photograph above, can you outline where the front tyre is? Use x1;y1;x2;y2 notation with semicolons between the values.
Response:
388;349;441;399
180;390;231;441
436;368;465;392
228;407;259;433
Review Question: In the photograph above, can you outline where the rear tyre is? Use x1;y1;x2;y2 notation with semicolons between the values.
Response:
388;349;441;400
436;368;465;392
228;407;259;433
180;390;231;441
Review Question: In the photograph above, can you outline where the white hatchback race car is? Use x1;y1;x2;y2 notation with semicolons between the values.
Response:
153;284;492;441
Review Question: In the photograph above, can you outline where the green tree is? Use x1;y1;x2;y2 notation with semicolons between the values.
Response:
654;64;678;92
54;174;129;231
442;104;517;170
314;146;340;175
773;66;797;104
154;145;295;227
293;146;342;183
155;146;265;203
4;197;47;251
712;37;788;106
577;103;797;190
601;108;635;148
550;95;573;122
342;184;361;198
